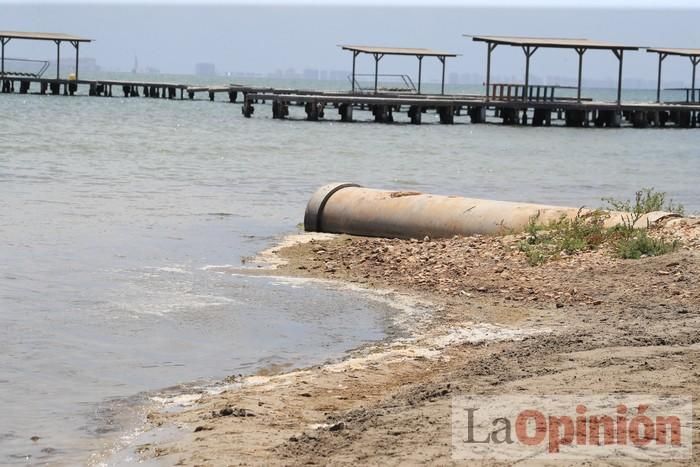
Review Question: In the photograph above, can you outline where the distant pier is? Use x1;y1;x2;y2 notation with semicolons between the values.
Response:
3;30;700;129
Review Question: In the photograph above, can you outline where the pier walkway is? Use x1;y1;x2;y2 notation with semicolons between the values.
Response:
3;31;700;128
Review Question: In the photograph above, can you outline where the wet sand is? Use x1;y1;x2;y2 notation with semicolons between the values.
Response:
135;219;700;466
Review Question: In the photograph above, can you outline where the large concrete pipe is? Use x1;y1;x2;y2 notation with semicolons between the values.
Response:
304;183;677;239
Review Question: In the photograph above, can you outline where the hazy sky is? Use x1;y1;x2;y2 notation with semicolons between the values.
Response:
3;2;700;84
4;1;699;6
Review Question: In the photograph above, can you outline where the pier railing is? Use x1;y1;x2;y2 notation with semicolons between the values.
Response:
488;83;585;102
664;87;699;103
0;58;50;79
349;73;417;94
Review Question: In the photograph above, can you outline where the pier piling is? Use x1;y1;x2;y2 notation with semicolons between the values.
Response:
438;106;455;124
339;103;353;122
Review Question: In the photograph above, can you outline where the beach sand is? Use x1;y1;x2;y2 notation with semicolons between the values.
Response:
136;219;700;466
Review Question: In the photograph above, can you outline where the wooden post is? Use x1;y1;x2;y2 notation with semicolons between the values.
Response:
351;50;359;94
55;40;61;80
691;56;699;103
439;55;446;95
417;55;423;94
522;46;537;102
576;48;586;102
374;53;379;94
656;52;667;103
523;47;530;101
613;49;624;105
0;38;8;79
73;41;80;81
485;43;497;100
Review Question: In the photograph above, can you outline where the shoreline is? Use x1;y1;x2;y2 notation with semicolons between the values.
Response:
99;236;442;465
133;222;699;465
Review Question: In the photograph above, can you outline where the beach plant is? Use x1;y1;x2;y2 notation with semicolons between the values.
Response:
601;188;682;258
520;209;608;266
521;189;683;266
602;187;685;219
613;229;679;260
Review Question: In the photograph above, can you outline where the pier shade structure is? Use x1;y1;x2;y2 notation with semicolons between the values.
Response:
340;45;458;95
647;47;700;103
468;35;639;104
0;30;92;81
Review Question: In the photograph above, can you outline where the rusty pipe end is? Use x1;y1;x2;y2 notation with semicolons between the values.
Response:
304;182;361;232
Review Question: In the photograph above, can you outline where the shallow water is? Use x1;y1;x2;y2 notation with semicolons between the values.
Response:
1;80;699;464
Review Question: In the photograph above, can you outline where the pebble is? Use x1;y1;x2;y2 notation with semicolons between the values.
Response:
217;407;255;418
329;422;346;432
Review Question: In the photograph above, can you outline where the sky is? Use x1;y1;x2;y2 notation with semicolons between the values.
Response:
3;1;699;6
2;2;700;85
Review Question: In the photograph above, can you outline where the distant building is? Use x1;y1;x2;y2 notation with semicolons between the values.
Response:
195;62;216;76
329;70;348;81
283;68;299;79
303;68;319;80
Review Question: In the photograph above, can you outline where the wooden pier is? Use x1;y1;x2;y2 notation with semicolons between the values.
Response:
238;88;700;128
3;30;700;129
4;74;700;128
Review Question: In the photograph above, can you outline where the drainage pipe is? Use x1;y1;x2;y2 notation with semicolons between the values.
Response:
304;183;677;239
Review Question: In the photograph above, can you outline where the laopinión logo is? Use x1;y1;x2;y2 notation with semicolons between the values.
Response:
452;395;693;461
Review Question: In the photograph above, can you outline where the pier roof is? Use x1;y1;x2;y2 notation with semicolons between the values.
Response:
468;35;638;51
340;45;458;57
0;31;92;42
647;47;700;57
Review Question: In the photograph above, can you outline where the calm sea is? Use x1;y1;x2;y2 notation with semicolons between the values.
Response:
1;74;698;465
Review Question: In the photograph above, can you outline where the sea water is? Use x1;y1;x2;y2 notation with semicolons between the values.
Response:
1;76;698;464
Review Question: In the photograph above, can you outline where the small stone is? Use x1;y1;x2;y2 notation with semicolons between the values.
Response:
556;303;564;309
217;406;254;417
329;422;346;432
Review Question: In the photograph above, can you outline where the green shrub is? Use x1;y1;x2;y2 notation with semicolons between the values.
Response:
614;230;680;259
520;188;684;266
520;210;608;266
602;187;685;218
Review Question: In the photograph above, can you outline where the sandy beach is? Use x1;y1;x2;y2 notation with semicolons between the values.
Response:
129;217;700;466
